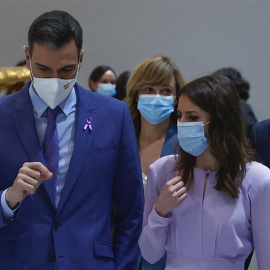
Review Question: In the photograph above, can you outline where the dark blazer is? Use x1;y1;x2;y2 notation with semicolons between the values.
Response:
250;119;270;168
240;100;257;137
161;119;179;157
0;82;144;270
246;119;270;270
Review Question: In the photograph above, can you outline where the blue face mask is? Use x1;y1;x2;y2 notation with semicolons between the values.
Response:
137;94;175;124
177;121;210;156
97;83;116;96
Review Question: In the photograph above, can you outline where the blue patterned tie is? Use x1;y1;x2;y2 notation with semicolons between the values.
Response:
43;106;61;199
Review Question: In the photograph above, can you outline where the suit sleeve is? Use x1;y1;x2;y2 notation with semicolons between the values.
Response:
0;189;19;228
249;122;270;167
0;190;6;228
250;170;270;269
112;103;144;270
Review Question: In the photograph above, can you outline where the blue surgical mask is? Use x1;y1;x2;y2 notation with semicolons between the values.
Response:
177;121;210;156
97;83;116;96
137;94;175;124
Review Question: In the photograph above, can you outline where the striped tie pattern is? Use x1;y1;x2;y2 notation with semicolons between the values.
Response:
43;106;61;198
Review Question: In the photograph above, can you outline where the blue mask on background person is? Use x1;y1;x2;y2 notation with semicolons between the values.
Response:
97;83;116;96
137;94;175;124
177;121;210;156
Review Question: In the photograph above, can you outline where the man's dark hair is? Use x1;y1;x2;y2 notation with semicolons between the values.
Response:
28;10;82;58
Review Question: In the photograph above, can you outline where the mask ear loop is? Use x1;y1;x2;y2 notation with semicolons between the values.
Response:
74;62;80;79
76;49;84;75
29;59;35;82
73;52;82;81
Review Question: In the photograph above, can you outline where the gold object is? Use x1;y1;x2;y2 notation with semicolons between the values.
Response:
0;66;30;91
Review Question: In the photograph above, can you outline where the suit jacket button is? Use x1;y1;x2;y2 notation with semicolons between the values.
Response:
54;222;61;230
48;253;56;261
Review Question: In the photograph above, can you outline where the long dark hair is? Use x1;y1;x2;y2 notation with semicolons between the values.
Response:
177;75;255;198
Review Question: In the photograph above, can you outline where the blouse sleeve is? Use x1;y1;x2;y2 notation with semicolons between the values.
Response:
138;159;172;264
250;167;270;270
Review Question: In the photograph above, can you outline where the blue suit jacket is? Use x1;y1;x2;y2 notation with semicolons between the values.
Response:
250;119;270;168
0;82;144;270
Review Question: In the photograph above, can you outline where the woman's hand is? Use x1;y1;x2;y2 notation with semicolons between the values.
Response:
154;172;187;218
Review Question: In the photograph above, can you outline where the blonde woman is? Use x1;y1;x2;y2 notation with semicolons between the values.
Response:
125;55;186;270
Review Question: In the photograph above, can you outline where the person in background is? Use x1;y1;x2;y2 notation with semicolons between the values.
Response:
115;70;130;100
212;67;257;137
125;55;186;270
139;75;270;270
250;120;270;168
0;10;143;270
250;119;270;270
88;65;117;96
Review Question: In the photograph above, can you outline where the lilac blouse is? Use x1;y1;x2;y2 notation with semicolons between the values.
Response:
139;155;270;270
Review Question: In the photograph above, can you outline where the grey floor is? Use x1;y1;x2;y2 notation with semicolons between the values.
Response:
248;253;257;270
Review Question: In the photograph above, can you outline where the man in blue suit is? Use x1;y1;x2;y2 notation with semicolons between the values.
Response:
0;10;144;270
250;119;270;168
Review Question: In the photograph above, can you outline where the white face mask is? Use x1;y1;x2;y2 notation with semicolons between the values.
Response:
30;60;79;109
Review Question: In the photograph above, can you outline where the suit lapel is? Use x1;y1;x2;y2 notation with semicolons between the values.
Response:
12;83;55;208
13;84;45;163
57;87;97;213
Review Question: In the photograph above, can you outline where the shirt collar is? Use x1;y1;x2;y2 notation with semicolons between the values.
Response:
29;82;77;117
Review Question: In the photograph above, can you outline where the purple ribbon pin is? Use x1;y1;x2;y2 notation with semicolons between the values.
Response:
84;117;93;131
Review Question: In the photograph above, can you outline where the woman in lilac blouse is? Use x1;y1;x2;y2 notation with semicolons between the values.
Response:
139;75;270;270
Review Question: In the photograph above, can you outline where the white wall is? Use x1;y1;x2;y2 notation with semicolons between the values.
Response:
1;0;270;122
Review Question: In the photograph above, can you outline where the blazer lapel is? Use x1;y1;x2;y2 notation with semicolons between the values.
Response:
13;85;44;162
12;84;55;208
57;88;97;212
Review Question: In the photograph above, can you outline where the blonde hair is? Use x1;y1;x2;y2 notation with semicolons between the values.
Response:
125;55;186;121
